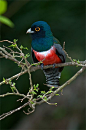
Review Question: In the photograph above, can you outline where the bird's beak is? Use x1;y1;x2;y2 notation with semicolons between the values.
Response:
26;28;34;34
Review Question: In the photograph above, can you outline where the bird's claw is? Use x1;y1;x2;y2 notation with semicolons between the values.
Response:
53;63;56;68
41;63;44;70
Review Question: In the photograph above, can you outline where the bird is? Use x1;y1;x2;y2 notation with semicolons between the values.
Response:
26;21;66;87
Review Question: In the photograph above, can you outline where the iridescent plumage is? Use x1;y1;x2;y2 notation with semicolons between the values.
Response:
27;21;66;87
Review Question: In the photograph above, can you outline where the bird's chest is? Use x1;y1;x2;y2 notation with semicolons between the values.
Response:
33;46;62;65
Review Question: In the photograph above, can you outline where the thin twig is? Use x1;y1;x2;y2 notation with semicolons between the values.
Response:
37;66;86;105
0;101;30;120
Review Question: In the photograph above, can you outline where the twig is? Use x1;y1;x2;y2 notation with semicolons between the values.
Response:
0;39;86;120
0;40;14;44
0;101;30;120
63;41;74;62
0;61;86;86
37;66;86;105
0;92;30;99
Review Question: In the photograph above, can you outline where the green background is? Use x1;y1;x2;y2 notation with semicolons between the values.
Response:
0;0;85;130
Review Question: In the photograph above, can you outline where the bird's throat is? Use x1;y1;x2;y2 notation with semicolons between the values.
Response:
31;37;53;52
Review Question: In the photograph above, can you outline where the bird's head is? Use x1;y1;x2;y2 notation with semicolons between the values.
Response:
26;21;53;52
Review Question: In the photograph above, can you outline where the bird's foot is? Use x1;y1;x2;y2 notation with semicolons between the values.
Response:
53;63;56;68
40;63;44;70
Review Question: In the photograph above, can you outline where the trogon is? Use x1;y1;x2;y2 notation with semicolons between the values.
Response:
26;21;66;87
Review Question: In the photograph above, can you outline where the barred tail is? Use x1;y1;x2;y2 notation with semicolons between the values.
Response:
43;68;61;87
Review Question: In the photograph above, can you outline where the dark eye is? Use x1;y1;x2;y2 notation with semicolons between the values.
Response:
35;27;40;32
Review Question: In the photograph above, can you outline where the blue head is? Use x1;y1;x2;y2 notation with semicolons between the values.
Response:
27;21;53;52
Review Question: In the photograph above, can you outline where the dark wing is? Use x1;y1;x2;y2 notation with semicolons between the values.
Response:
54;43;66;63
53;37;66;62
31;48;39;63
54;43;66;72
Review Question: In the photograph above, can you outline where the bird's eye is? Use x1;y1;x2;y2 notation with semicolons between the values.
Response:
35;27;40;32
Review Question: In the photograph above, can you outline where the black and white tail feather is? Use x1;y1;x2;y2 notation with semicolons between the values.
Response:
43;68;61;87
31;43;66;88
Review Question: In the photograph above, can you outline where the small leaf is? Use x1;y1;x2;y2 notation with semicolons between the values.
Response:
3;77;5;82
48;90;53;94
9;80;11;84
77;59;80;64
0;15;14;28
33;98;36;101
50;86;55;91
35;84;39;88
73;59;76;62
44;96;47;101
13;39;18;43
24;53;30;58
31;91;37;95
30;101;34;104
20;45;28;50
8;44;17;48
37;95;43;98
18;65;21;67
55;94;60;96
20;45;23;50
55;103;57;106
10;86;15;92
23;47;28;50
13;82;15;86
41;91;46;94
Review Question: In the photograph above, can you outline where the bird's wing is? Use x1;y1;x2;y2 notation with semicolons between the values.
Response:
54;43;66;63
53;43;66;72
31;48;39;63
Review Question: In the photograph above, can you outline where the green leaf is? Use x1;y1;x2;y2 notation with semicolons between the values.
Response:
73;59;76;62
55;94;60;96
8;44;17;48
30;101;34;104
35;84;39;88
34;84;39;88
13;39;18;43
77;59;80;64
48;90;53;94
0;0;7;15
13;82;15;86
33;98;36;101
3;77;5;82
18;65;21;67
50;86;55;91
20;45;23;50
20;45;28;50
0;15;14;28
37;95;43;98
34;88;38;92
9;80;11;84
24;53;30;58
41;91;46;94
44;96;47;101
55;103;57;105
31;91;37;95
10;86;15;92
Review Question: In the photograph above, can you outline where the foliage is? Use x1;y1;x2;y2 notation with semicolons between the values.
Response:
0;0;14;27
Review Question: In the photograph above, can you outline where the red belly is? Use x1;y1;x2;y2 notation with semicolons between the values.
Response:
33;47;62;65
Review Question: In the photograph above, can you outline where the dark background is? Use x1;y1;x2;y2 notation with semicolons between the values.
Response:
0;0;85;130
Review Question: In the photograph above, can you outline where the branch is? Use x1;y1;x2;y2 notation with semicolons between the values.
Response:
0;102;30;120
0;61;86;86
0;39;86;120
37;66;86;104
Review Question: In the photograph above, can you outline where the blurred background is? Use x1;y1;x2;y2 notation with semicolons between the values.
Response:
0;0;85;130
